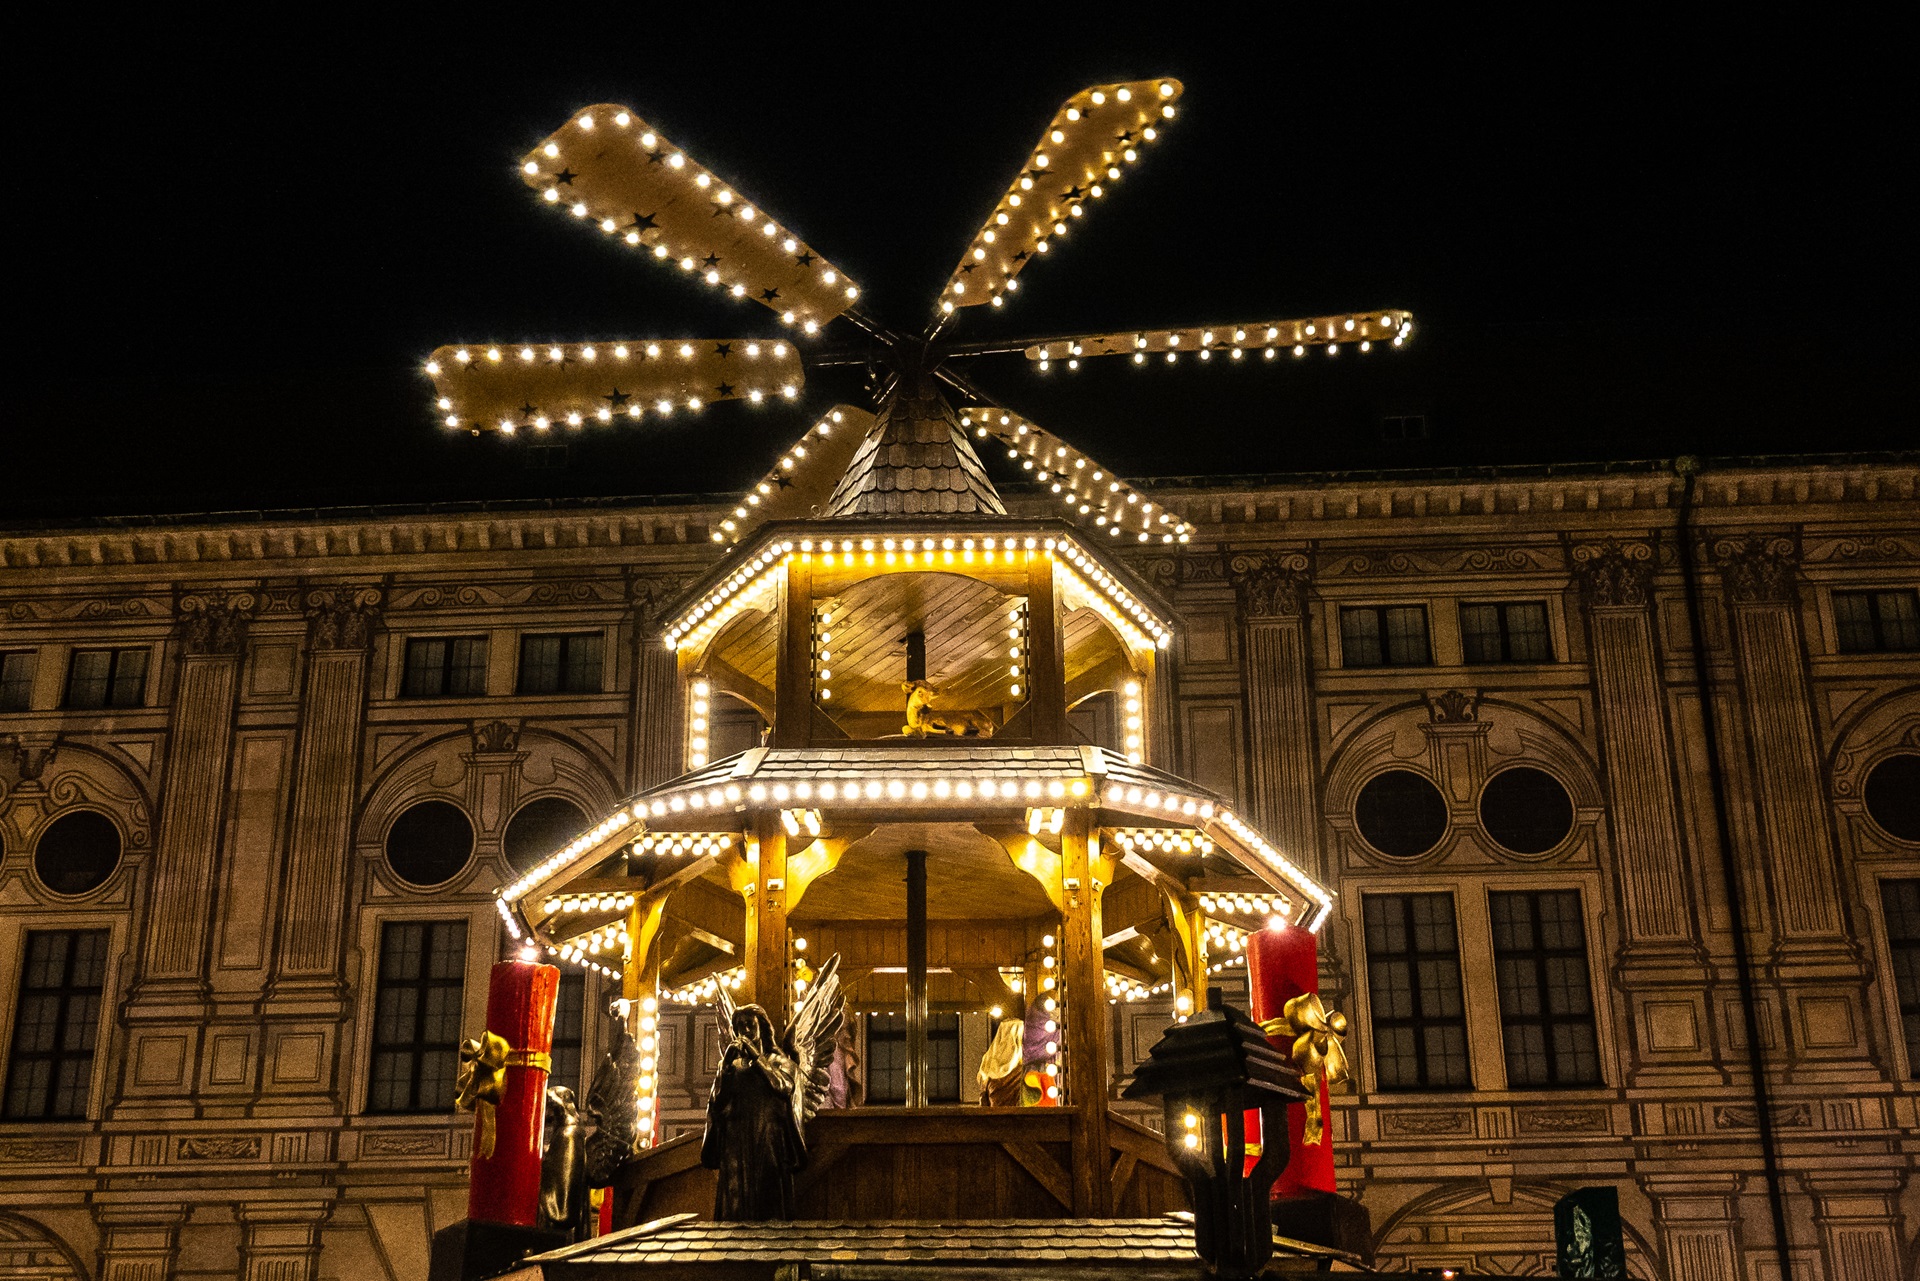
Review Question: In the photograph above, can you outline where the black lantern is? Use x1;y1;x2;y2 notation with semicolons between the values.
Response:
1122;987;1311;1280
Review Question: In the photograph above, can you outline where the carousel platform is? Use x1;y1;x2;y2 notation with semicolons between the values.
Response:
510;1213;1366;1279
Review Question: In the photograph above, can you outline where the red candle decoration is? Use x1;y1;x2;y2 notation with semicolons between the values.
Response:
1245;924;1335;1198
466;959;560;1225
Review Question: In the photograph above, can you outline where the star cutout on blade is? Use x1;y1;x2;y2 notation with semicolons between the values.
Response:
714;343;732;358
1062;184;1086;200
703;253;721;268
1116;130;1135;143
772;473;793;488
960;262;976;274
761;287;781;301
715;381;735;397
519;403;538;418
795;251;815;267
711;203;729;217
604;388;631;407
1012;250;1030;262
646;150;665;164
553;169;576;185
629;212;658;231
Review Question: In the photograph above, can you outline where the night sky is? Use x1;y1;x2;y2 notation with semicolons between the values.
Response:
9;18;1911;521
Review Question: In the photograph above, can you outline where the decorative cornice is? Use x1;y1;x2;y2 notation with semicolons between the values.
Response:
1712;533;1799;604
388;578;627;612
1570;539;1655;608
1228;551;1312;619
1318;543;1560;578
1426;689;1481;723
470;720;522;755
305;586;383;650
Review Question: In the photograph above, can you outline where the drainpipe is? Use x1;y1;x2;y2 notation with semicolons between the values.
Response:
1673;455;1793;1278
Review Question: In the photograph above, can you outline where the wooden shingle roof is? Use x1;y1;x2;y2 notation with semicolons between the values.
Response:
823;385;1005;517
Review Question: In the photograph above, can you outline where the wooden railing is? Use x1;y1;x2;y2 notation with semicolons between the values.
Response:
613;1107;1184;1225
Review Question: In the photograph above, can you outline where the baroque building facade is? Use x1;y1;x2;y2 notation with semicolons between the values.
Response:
0;455;1915;1280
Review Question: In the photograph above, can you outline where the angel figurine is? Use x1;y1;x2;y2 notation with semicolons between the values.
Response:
699;954;843;1221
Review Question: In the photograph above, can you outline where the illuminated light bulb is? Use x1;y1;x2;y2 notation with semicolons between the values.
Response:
1143;127;1157;140
717;189;733;204
1034;153;1049;168
695;173;711;188
640;132;656;147
548;346;563;360
656;399;672;414
601;217;616;232
942;301;954;313
1293;344;1306;357
454;350;471;363
1065;108;1080;121
763;221;777;236
571;202;587;217
995;212;1009;226
645;343;660;357
974;247;986;260
1327;343;1338;356
679;256;695;271
668;153;685;168
625;231;640;244
1050;129;1065;143
1008;193;1022;208
1019;176;1033;190
543;188;560;203
543;143;560;158
1124;147;1138;162
1360;340;1372;352
444;415;459;427
679;343;694;357
803;319;818;333
705;269;721;284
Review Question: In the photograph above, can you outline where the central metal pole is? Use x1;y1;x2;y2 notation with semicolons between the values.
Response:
905;848;928;1108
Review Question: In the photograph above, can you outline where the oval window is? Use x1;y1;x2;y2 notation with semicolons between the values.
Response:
1864;753;1920;843
34;810;123;895
1353;769;1448;858
504;796;589;874
1480;767;1576;854
385;800;474;887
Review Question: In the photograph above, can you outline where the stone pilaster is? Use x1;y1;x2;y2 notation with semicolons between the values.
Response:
1640;1175;1744;1281
93;1204;191;1281
270;586;380;992
1570;540;1699;954
135;590;254;999
1712;535;1850;950
1229;551;1320;878
236;1199;333;1281
631;577;687;789
1805;1173;1905;1281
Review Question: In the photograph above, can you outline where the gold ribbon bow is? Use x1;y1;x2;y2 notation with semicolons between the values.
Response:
456;1031;510;1159
1262;994;1350;1147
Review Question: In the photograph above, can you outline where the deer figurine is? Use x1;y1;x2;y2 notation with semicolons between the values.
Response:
902;680;995;738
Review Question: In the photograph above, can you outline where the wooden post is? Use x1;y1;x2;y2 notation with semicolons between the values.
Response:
747;812;792;1029
905;849;929;1108
773;558;813;747
1060;809;1111;1215
1026;554;1069;743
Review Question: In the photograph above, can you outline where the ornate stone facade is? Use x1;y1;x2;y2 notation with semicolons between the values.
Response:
0;457;1915;1279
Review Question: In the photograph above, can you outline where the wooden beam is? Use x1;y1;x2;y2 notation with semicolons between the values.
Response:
772;556;813;747
1059;808;1111;1216
999;1140;1073;1210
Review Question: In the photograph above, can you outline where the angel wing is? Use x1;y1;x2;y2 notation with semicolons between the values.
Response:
781;952;843;1132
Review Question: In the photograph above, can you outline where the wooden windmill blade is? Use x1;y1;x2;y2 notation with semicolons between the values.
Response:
713;404;877;545
956;403;1195;545
1022;310;1415;367
424;338;804;434
936;79;1184;317
521;105;863;334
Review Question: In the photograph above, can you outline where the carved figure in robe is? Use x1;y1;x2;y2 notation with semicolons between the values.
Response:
539;1085;592;1240
699;954;843;1220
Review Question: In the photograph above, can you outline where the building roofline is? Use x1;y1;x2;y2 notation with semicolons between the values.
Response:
2;450;1913;538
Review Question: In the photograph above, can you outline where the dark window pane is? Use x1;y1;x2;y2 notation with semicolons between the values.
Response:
1460;605;1502;664
1865;755;1920;843
1362;893;1470;1090
109;649;147;707
927;1013;961;1103
384;802;474;888
65;651;112;709
1354;770;1449;858
1834;592;1875;652
33;811;123;896
1879;591;1920;650
519;635;563;694
1382;607;1431;665
448;637;489;696
1340;608;1384;667
561;633;603;693
402;638;448;697
865;1014;907;1105
368;920;468;1113
1882;879;1920;1078
0;652;34;712
1488;891;1601;1087
1480;767;1576;855
4;929;109;1120
1504;603;1551;661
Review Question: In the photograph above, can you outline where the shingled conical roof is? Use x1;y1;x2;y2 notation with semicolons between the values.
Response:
823;385;1005;516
